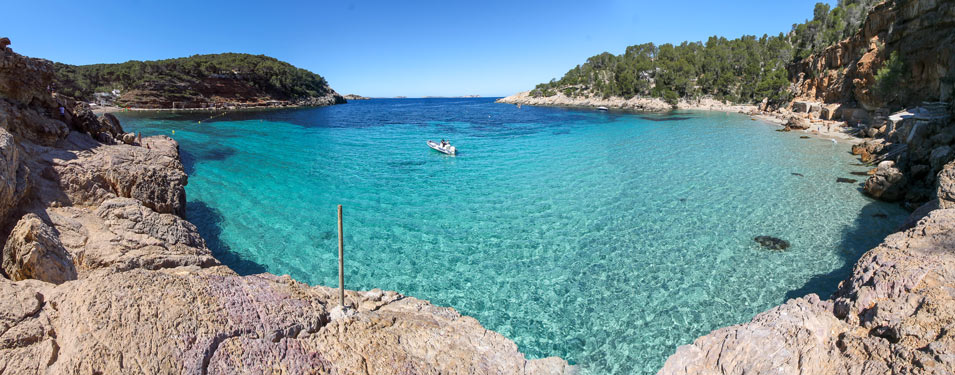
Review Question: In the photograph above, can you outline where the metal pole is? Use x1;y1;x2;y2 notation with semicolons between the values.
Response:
338;205;345;308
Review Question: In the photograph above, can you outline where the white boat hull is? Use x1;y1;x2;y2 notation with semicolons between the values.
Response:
427;140;456;155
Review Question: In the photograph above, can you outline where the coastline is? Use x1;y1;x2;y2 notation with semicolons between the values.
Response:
0;46;574;374
499;91;864;145
91;100;345;115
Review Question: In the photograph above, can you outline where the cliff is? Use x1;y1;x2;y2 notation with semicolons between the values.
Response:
790;0;954;111
0;41;572;374
53;53;346;109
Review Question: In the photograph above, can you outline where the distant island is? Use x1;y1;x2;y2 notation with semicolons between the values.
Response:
343;94;370;100
53;53;345;109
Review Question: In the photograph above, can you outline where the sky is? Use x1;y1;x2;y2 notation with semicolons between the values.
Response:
6;0;834;98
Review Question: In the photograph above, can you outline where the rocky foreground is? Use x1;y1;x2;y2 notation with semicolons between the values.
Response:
0;43;572;373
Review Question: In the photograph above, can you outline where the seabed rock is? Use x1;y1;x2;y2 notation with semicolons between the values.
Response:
754;236;790;250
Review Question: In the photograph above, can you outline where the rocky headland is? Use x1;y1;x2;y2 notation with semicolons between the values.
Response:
52;53;346;110
0;41;572;374
343;94;371;100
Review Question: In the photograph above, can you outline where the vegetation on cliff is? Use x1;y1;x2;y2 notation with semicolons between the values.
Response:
53;53;339;107
529;0;880;106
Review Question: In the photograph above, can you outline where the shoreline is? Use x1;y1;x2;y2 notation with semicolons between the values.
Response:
498;91;865;145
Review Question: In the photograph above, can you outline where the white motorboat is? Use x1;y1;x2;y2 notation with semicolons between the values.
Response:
596;106;609;111
427;140;457;155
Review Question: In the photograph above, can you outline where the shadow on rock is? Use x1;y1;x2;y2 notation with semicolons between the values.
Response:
186;200;266;275
783;201;902;301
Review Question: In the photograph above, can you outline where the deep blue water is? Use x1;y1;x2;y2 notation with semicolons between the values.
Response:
117;98;906;374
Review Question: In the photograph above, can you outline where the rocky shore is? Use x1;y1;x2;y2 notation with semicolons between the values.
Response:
659;161;955;373
0;43;573;373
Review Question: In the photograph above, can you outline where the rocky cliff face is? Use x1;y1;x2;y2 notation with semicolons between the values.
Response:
0;41;572;374
790;0;955;111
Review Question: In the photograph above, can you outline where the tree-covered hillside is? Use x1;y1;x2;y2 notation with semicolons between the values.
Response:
530;0;880;106
53;53;338;107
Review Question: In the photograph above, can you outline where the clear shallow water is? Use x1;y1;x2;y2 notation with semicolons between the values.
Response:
118;98;907;374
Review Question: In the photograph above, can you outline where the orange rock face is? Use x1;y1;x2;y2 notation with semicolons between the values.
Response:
789;0;955;110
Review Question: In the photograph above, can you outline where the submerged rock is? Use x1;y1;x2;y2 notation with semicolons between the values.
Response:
754;236;790;250
836;177;858;183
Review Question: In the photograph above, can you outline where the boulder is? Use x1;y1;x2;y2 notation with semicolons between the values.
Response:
121;132;136;145
786;116;810;130
820;104;841;120
69;102;100;134
929;145;953;171
2;213;76;284
864;161;907;201
792;101;811;113
99;113;124;136
939;160;955;209
47;132;187;216
0;37;9;51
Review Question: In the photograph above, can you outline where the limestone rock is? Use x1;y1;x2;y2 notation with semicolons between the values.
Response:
792;101;810;113
0;269;572;374
0;128;28;226
47;132;187;216
929;145;953;171
939;160;955;209
0;38;9;51
864;160;907;201
785;116;810;130
0;44;56;108
2;213;76;284
0;100;69;146
46;198;218;275
99;113;124;136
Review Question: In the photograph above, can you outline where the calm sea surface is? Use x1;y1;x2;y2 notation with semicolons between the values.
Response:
118;98;906;374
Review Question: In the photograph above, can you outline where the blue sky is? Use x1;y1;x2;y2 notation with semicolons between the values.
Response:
7;0;833;97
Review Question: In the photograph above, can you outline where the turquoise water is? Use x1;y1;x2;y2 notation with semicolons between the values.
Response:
118;98;906;374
